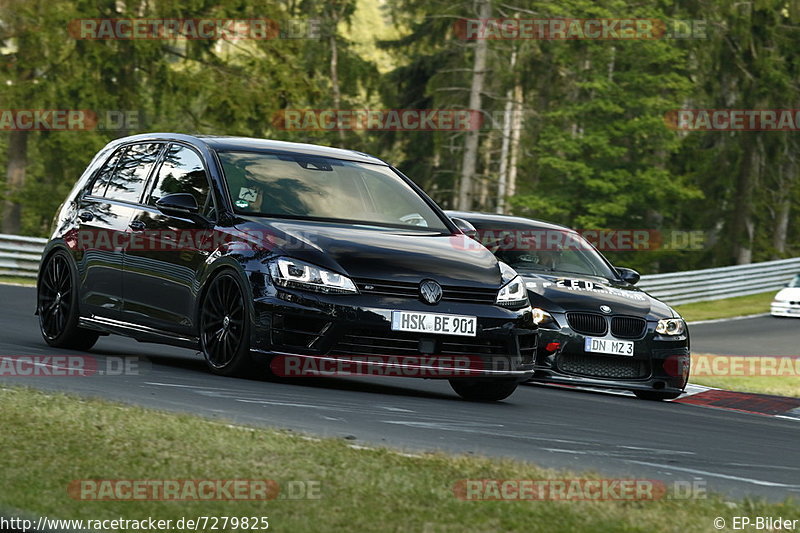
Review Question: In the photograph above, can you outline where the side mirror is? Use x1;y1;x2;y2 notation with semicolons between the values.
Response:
155;193;212;227
155;193;199;216
616;267;640;285
450;217;478;239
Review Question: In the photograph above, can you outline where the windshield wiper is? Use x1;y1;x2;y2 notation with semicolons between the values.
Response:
514;264;554;272
549;268;611;279
239;213;448;233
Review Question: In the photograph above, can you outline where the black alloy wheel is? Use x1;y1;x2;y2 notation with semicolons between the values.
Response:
37;250;99;350
200;272;254;376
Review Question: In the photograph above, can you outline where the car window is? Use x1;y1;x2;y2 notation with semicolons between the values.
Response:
477;224;618;279
88;149;123;197
359;172;435;227
105;143;162;204
217;151;448;232
147;144;212;216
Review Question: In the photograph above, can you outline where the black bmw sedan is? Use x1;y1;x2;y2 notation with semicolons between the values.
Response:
447;211;690;401
36;134;536;401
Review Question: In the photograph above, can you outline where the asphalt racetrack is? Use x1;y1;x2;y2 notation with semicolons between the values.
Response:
1;285;798;501
690;315;799;356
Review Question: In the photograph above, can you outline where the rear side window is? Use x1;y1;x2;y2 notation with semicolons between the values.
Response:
105;143;162;204
147;144;212;215
89;149;122;197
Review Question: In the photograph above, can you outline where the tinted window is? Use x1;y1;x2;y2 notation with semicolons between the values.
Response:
217;151;448;232
147;145;211;214
106;143;162;204
89;149;122;197
474;222;618;280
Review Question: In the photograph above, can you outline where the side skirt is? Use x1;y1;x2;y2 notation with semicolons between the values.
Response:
79;316;200;350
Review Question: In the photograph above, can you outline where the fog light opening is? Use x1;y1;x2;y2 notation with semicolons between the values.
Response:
544;342;561;353
653;381;666;390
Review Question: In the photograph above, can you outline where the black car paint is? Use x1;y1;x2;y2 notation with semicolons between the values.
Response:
40;134;536;383
446;211;690;396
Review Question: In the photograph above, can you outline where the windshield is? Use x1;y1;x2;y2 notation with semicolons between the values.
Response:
789;274;800;288
217;151;449;232
478;225;619;280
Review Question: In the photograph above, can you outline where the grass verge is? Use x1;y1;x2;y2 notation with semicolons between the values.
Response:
690;354;800;398
0;387;797;532
673;291;774;322
0;275;35;286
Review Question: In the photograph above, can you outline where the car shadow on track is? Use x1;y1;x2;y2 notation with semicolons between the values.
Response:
25;339;650;405
30;337;527;404
85;344;465;402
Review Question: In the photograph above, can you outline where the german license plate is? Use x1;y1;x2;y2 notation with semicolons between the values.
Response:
391;311;477;337
584;337;634;356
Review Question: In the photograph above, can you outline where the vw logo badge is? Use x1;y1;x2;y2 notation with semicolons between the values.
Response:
419;280;443;305
600;305;612;314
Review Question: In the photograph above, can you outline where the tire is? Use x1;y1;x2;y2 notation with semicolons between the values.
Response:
634;390;682;401
199;271;255;377
449;379;518;402
37;249;99;351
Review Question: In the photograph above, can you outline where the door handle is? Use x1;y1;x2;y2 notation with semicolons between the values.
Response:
78;211;94;222
129;220;146;231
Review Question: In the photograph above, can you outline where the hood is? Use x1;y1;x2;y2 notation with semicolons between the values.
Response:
774;287;800;302
518;270;674;319
234;217;504;287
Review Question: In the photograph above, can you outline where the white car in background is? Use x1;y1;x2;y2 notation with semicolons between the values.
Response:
771;274;800;317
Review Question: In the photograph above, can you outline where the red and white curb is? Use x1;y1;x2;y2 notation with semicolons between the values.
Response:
673;385;800;420
527;382;800;421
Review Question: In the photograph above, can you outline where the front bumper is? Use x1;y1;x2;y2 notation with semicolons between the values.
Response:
246;273;537;381
529;313;690;394
770;301;800;318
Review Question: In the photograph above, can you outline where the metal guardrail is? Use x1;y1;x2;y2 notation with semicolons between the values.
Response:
638;257;800;305
0;233;47;278
0;233;798;304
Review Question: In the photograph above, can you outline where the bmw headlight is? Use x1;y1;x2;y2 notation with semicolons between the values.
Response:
531;307;558;328
268;258;357;294
656;318;685;336
496;276;528;307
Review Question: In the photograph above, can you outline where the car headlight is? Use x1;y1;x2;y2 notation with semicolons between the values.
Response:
496;275;528;307
498;261;518;283
656;318;685;336
268;258;357;294
531;307;558;328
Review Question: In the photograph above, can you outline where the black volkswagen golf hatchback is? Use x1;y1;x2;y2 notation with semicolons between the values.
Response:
447;211;690;401
37;134;536;401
